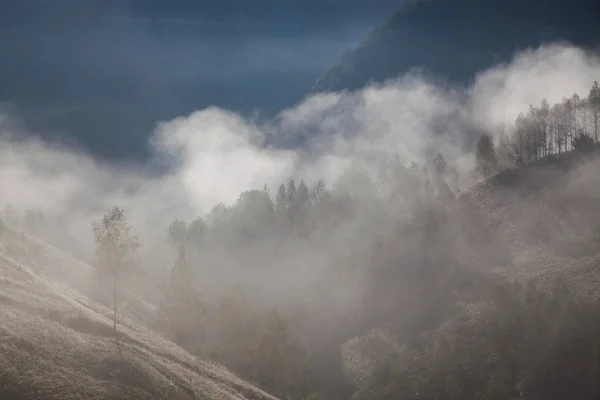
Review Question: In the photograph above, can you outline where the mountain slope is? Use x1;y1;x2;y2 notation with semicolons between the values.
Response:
313;0;600;93
0;222;278;400
460;153;600;280
340;152;600;400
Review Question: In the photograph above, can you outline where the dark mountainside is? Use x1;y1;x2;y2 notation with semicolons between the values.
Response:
313;0;600;93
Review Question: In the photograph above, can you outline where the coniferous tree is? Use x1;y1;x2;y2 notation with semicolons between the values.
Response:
287;180;297;203
295;179;311;236
275;184;287;216
287;180;297;228
297;179;310;209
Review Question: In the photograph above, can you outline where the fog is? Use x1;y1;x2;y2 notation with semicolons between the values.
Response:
0;42;597;293
2;41;600;400
1;42;598;241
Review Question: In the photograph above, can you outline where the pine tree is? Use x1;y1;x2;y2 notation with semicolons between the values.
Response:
287;180;297;229
287;180;296;202
294;179;311;236
275;184;287;215
297;180;310;207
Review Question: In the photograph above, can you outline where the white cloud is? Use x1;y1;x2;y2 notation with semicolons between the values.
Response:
0;42;598;254
470;43;600;133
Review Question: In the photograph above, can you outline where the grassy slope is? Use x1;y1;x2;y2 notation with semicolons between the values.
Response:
0;223;278;400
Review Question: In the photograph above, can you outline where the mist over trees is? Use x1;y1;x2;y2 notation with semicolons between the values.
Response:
148;80;600;400
3;80;600;400
493;81;600;171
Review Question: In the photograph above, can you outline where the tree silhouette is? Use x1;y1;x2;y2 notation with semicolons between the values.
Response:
92;206;140;332
475;133;498;180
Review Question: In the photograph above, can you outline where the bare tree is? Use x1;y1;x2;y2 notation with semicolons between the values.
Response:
588;81;600;143
497;133;518;169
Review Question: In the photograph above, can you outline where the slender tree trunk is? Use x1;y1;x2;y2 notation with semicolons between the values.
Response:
593;108;598;143
113;270;118;332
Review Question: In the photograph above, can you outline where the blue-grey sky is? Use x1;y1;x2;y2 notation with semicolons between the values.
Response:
0;0;401;160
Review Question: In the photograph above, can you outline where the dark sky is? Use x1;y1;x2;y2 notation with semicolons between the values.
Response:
0;0;402;160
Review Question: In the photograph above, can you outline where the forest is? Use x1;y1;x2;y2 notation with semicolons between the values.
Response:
4;80;600;400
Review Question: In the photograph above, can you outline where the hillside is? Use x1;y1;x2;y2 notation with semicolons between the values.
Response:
312;0;600;93
459;152;600;285
341;152;600;399
0;221;278;400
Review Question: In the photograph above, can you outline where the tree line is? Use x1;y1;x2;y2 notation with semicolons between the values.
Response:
475;80;600;179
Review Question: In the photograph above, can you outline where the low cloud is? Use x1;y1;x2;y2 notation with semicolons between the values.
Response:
0;42;598;255
470;42;600;132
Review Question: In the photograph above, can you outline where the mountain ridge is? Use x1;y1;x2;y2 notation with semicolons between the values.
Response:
312;0;600;93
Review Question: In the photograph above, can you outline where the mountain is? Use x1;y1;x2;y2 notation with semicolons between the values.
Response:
0;222;277;400
312;0;600;93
